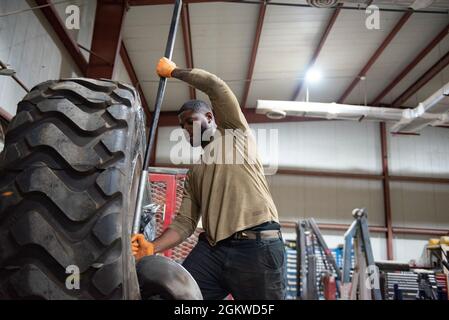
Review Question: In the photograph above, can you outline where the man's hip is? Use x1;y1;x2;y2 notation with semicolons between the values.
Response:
192;228;286;299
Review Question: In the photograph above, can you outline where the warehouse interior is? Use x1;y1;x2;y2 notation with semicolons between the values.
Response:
1;0;449;301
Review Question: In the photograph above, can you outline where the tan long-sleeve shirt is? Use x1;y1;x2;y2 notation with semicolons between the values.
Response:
168;68;279;246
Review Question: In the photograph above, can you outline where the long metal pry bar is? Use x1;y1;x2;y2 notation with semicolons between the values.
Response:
132;0;183;235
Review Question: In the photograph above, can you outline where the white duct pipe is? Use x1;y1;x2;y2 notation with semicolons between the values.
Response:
256;81;449;134
256;100;404;121
390;80;449;133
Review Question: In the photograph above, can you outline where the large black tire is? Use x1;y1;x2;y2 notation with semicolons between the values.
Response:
0;78;146;299
136;255;203;300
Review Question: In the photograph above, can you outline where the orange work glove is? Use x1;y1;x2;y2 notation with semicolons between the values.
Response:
156;57;176;78
131;234;155;261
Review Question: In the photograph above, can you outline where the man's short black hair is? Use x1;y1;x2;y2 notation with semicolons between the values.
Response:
178;99;212;116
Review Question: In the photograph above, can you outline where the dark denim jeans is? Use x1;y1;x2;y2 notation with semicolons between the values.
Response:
182;232;287;300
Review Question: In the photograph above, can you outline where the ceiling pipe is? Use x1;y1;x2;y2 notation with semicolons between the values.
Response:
257;81;449;134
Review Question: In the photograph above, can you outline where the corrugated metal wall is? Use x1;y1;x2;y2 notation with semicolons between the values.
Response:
388;126;449;178
251;121;382;173
0;0;96;116
265;174;384;225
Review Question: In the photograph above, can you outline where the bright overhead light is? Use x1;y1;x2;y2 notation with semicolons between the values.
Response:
305;68;322;83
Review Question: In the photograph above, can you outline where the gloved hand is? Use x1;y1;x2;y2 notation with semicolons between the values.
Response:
156;57;176;78
131;234;155;261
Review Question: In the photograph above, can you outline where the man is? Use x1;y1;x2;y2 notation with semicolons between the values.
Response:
132;57;286;300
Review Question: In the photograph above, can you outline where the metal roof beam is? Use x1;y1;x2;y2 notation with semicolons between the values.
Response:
86;0;127;79
241;0;267;109
157;108;319;126
119;42;152;122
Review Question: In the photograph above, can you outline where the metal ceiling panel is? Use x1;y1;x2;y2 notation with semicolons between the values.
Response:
189;2;258;105
123;5;190;111
247;5;331;107
344;12;449;105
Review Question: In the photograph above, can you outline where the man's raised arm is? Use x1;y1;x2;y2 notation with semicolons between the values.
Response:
157;57;249;130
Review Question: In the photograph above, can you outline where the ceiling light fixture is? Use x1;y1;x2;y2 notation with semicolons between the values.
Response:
305;68;322;84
